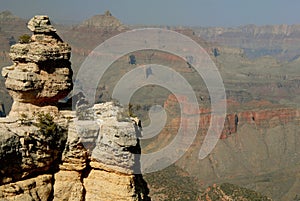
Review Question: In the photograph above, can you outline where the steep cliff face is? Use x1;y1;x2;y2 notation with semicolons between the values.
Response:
0;16;150;201
164;94;300;139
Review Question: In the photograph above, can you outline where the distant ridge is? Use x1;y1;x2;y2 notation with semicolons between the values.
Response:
0;10;28;37
194;24;300;61
0;10;24;22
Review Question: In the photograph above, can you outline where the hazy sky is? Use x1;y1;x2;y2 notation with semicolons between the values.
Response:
1;0;300;27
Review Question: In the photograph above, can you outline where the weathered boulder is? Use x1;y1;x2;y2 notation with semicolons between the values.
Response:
0;174;53;201
53;171;84;201
27;15;56;33
50;102;150;201
1;15;72;115
87;112;139;175
82;102;149;200
0;114;67;185
84;167;149;201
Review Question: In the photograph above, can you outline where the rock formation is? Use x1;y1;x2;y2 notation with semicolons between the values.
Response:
78;10;125;31
0;15;150;201
54;102;150;201
1;15;72;117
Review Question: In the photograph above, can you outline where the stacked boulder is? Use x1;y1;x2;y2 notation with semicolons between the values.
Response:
1;15;72;116
54;102;150;201
0;15;150;201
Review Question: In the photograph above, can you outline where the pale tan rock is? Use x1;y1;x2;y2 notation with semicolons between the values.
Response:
27;15;56;33
0;174;52;201
8;102;59;119
8;42;71;63
53;171;84;201
1;15;72;115
79;103;150;201
80;102;142;174
0;114;67;185
84;169;137;201
59;121;89;171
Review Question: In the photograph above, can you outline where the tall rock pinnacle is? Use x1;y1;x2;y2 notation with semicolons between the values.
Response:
1;15;73;116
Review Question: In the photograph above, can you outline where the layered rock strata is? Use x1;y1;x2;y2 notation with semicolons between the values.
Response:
52;102;150;201
1;15;72;117
164;94;300;139
0;16;150;201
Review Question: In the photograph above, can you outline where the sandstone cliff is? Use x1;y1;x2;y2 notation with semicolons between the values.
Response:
0;15;150;201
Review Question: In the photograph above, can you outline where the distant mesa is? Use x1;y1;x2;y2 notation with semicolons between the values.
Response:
78;10;125;31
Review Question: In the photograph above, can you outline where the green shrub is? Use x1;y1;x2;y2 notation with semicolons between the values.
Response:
35;112;58;136
18;34;31;44
34;112;66;149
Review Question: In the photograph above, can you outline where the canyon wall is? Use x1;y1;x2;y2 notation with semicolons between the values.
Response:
162;94;300;200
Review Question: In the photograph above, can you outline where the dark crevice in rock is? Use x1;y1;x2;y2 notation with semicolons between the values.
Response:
38;60;72;73
134;174;151;201
81;159;91;201
48;174;55;201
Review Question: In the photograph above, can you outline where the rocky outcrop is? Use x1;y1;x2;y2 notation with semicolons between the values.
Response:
1;15;72;116
0;16;150;201
0;116;67;185
53;102;150;201
0;174;53;201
